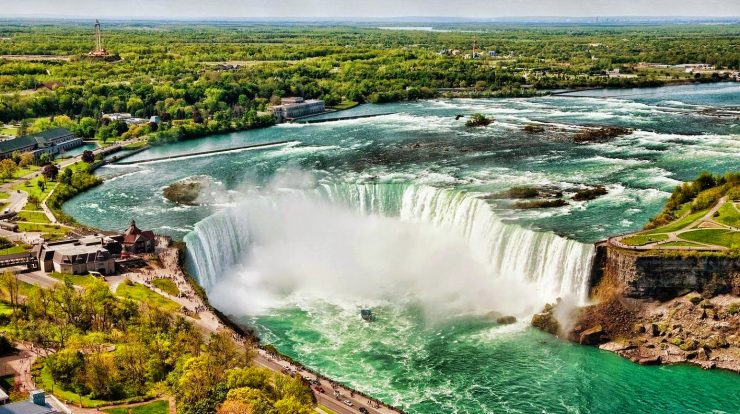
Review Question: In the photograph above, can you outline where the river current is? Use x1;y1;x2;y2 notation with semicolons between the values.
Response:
65;83;740;413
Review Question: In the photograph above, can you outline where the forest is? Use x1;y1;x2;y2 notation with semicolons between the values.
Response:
0;21;738;144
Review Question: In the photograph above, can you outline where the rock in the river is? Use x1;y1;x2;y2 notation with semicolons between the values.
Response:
496;316;517;325
579;325;607;345
163;175;214;205
531;311;560;335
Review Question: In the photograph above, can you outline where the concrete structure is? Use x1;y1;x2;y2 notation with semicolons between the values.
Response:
87;20;110;58
33;236;119;275
0;128;83;160
0;387;7;404
122;220;155;254
0;391;60;414
271;97;325;122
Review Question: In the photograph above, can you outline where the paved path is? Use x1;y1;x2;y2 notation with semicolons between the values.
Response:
610;196;735;251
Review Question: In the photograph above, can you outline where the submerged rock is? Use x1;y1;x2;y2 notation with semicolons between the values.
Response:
496;316;517;325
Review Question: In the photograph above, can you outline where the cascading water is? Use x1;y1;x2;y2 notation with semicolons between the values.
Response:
185;182;594;304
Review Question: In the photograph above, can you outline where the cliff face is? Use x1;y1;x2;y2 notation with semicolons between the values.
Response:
591;243;740;300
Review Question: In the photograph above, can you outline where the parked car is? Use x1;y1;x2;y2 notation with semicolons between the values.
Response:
343;400;353;407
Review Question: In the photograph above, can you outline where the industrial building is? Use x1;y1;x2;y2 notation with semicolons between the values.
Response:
0;128;83;160
271;97;326;122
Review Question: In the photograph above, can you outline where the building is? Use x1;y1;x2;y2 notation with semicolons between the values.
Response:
0;390;61;414
0;128;83;160
102;113;150;125
122;220;155;254
33;236;118;275
271;97;326;122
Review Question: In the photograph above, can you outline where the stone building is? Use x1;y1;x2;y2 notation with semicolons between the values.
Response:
271;97;325;122
122;220;155;254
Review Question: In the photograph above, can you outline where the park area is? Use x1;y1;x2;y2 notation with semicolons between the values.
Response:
618;196;740;250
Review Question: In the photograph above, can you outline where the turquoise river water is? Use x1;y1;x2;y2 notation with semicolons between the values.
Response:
65;83;740;413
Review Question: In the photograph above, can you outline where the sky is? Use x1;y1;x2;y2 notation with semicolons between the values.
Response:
2;0;739;19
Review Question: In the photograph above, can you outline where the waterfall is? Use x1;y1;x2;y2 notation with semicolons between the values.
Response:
185;183;594;303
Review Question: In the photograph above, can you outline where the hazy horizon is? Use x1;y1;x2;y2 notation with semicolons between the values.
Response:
3;0;740;20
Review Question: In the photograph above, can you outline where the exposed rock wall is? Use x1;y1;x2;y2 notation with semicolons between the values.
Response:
592;244;740;300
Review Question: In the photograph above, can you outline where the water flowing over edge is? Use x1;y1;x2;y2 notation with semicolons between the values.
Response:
184;182;595;306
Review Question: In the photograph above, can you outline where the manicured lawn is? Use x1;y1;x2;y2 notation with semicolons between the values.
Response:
16;210;51;223
680;229;740;248
102;400;169;414
0;245;30;255
123;141;148;150
151;278;179;297
622;233;668;246
17;222;67;236
66;161;91;173
13;176;56;200
659;241;702;248
646;208;708;234
0;192;9;199
715;202;740;228
37;365;108;408
0;280;40;301
116;283;180;312
50;272;97;288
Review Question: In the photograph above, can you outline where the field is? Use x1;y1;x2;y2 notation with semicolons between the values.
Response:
680;229;740;248
645;208;707;234
715;202;740;228
116;282;180;312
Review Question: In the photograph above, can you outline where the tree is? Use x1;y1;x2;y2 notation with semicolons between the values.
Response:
81;150;95;163
0;159;18;180
28;194;40;209
19;152;35;168
0;271;20;329
42;163;59;181
217;400;253;414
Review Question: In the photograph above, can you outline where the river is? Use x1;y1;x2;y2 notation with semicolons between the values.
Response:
65;82;740;413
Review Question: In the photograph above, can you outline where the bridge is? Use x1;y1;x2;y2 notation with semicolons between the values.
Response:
0;252;38;270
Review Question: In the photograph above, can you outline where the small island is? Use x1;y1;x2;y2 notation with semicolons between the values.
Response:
465;113;494;127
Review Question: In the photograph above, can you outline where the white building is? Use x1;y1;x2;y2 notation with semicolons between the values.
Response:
271;97;326;122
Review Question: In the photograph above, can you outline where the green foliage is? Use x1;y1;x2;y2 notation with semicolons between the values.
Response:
102;400;170;414
465;113;493;127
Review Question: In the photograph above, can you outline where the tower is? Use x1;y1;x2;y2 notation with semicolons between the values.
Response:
94;20;102;53
88;19;109;57
472;34;478;58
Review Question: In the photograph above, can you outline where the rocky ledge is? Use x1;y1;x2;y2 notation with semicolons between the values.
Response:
533;292;740;372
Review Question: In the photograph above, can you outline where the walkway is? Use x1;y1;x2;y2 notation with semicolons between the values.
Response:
610;196;736;251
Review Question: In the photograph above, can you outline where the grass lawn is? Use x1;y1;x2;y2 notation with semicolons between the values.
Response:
12;176;56;200
17;222;67;236
715;202;740;228
622;233;669;246
330;100;359;111
660;241;703;248
0;280;39;302
151;278;179;297
0;126;18;136
123;141;148;150
36;365;109;408
16;210;51;223
102;400;169;414
116;283;180;312
50;272;97;288
66;161;91;173
0;301;14;316
646;208;708;234
680;229;740;248
0;245;30;255
0;191;9;200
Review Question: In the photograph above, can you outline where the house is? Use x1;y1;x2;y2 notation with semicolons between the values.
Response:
122;220;155;254
0;391;61;414
0;128;83;160
33;236;119;275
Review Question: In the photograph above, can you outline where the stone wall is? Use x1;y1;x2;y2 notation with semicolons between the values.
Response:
590;244;739;300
